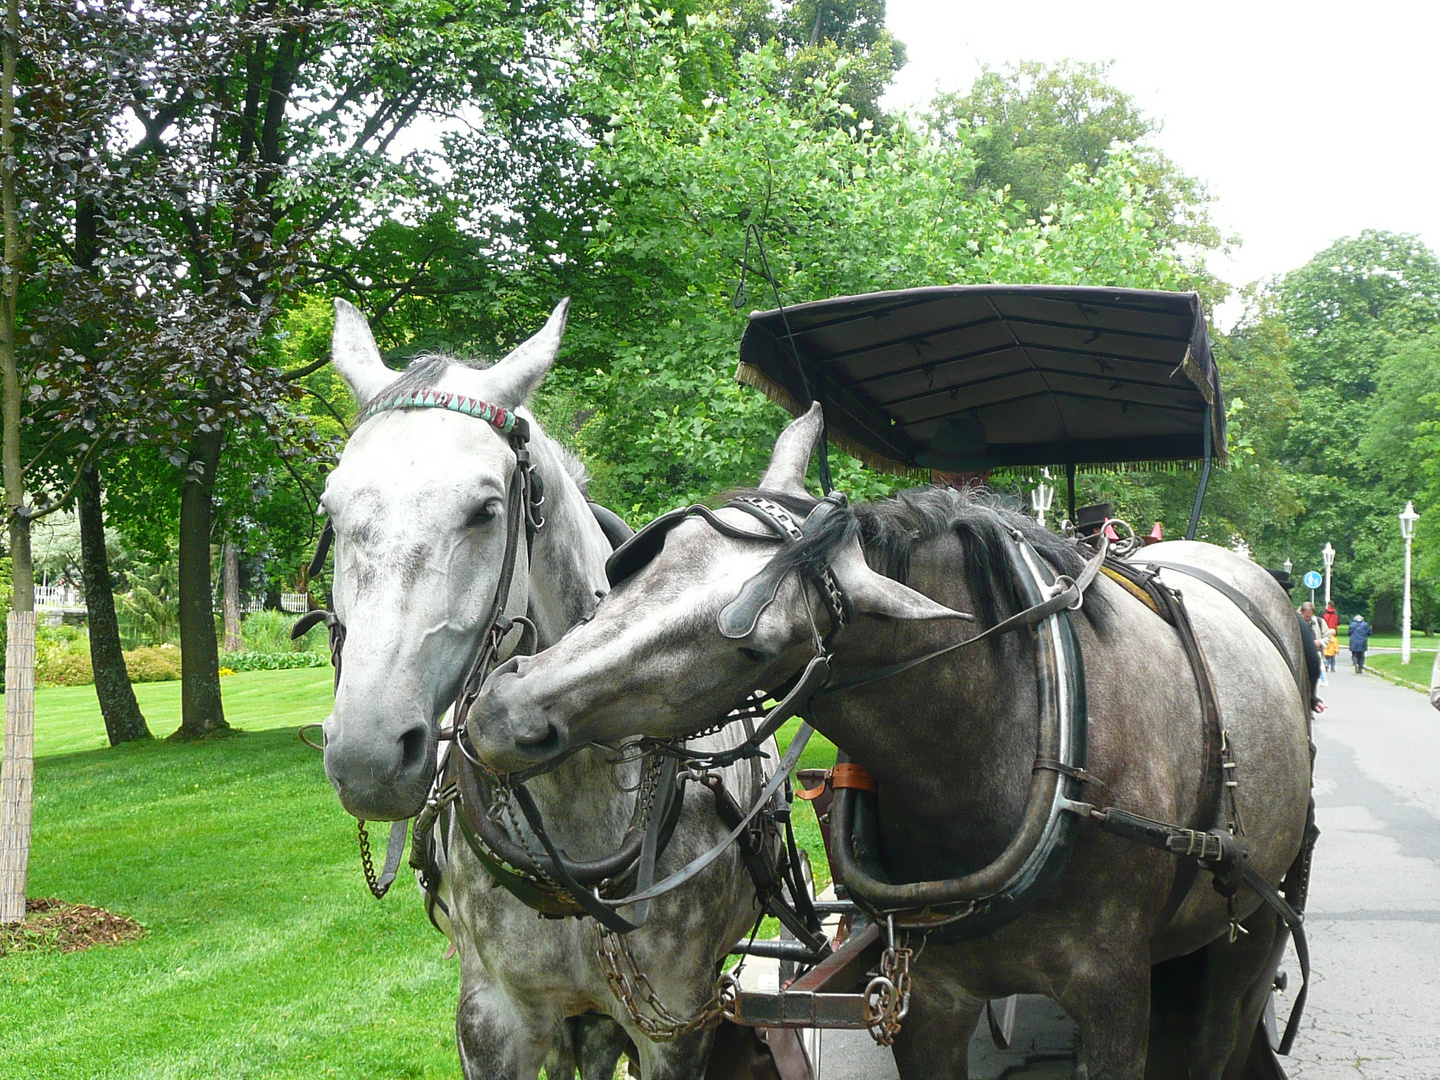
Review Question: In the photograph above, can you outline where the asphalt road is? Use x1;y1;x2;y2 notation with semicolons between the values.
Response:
1288;668;1440;1078
802;669;1440;1079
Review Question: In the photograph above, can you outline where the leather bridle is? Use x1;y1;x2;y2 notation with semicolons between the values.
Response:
304;391;709;926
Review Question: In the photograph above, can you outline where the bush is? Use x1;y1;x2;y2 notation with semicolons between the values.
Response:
123;645;182;683
240;610;327;655
36;626;93;687
219;651;327;672
37;648;94;687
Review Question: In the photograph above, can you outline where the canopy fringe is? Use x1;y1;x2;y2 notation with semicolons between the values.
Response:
735;362;927;480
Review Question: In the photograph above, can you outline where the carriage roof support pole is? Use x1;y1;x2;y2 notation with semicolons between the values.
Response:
1066;463;1077;527
1185;405;1213;541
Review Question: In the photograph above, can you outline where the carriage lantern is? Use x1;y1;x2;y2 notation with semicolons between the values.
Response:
1400;502;1419;665
1283;558;1293;576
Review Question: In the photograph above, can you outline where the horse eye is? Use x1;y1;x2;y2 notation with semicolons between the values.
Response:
468;499;502;527
737;647;769;663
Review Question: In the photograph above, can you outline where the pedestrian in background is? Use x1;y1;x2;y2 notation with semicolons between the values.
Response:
1324;602;1340;633
1430;648;1440;711
1323;630;1340;674
1348;613;1373;674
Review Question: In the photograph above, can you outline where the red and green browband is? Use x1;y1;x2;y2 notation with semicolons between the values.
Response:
356;389;518;434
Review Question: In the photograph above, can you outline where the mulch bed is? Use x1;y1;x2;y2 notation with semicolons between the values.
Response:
0;897;145;956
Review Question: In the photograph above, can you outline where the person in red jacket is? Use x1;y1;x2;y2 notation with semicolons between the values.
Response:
1323;602;1340;633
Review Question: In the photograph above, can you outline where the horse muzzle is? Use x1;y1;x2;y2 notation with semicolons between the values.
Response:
322;715;436;821
468;670;570;773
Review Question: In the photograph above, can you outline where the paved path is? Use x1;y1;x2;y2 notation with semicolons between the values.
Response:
795;669;1440;1079
1288;668;1440;1078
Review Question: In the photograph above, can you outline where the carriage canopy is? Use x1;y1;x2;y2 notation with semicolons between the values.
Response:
737;285;1227;475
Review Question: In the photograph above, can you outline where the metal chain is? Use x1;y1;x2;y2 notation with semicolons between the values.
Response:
357;820;391;899
863;940;913;1045
493;782;565;893
596;924;727;1041
631;753;665;832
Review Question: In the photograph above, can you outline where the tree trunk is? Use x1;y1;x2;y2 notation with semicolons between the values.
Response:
222;534;243;652
174;426;228;739
76;465;151;745
0;608;34;924
0;0;33;923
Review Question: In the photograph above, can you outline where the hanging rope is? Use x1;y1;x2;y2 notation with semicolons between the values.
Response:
735;224;833;494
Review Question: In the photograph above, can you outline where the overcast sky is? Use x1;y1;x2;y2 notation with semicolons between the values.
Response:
879;0;1440;327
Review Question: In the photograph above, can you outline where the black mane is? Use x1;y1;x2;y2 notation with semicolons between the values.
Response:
723;484;1110;639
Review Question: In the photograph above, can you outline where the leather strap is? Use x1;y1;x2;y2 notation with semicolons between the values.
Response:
1033;757;1105;788
597;725;816;912
795;761;879;800
819;534;1107;699
1144;557;1302;693
1099;563;1163;617
831;762;877;793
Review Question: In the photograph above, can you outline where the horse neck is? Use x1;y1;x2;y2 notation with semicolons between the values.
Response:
510;422;637;842
521;421;612;646
819;533;1037;850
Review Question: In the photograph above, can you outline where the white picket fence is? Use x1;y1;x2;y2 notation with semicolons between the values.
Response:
35;584;83;610
32;584;300;615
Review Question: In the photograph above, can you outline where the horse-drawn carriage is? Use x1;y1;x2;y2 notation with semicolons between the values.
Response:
312;284;1316;1080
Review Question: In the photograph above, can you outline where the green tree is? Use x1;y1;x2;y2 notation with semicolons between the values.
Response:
18;0;582;739
554;13;1207;518
1373;331;1440;625
1276;231;1440;624
931;61;1227;306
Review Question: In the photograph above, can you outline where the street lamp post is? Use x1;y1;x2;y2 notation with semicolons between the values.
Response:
1322;542;1335;608
1283;557;1293;577
1400;502;1420;666
1031;476;1054;529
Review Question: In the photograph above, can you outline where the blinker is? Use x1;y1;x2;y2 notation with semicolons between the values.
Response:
717;562;789;639
717;493;851;640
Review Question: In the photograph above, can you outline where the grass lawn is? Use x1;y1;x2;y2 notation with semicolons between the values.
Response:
1364;651;1438;686
21;667;338;756
1338;629;1436;651
1;672;838;1080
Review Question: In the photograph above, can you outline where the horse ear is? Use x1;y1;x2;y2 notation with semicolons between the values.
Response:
331;299;400;405
481;298;570;407
759;402;824;496
831;540;974;623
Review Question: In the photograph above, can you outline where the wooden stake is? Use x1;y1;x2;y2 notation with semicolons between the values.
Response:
0;609;35;923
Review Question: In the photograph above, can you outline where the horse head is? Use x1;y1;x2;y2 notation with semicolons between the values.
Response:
319;297;571;820
470;404;968;773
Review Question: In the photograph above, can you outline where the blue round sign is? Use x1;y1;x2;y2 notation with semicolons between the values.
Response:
1302;570;1322;590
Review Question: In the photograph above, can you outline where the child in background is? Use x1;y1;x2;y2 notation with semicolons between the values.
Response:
1323;630;1339;674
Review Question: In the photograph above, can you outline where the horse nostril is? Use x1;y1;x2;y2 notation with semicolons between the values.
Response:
514;721;560;750
399;725;429;773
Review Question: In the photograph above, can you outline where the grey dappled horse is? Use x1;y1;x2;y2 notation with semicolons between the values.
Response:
319;299;769;1080
472;405;1313;1080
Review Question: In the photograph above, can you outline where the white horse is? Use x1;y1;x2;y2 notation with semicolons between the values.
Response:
320;298;769;1079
